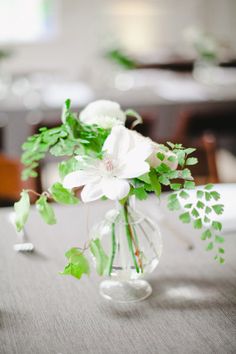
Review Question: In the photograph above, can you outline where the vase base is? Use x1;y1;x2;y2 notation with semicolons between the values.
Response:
99;279;152;303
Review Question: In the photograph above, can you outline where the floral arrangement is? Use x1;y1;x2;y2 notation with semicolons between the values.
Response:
14;100;225;281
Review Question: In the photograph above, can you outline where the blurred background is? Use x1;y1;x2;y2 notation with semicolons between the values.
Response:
1;0;236;205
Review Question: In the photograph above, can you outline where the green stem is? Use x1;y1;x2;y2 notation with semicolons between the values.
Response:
108;222;116;275
123;204;140;273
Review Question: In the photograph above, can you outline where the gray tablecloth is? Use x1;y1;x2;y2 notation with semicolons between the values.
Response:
0;195;236;354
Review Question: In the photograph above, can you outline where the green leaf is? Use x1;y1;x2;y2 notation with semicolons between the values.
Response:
204;216;210;224
218;247;225;254
180;168;192;179
212;221;222;231
204;184;214;190
194;218;202;229
149;169;161;196
184;203;193;209
61;248;90;280
215;235;224;243
186;157;198;166
170;183;182;191
50;182;79;205
191;208;199;218
159;175;170;185
14;190;30;232
205;192;212;201
36;195;56;225
219;257;225;264
58;157;82;179
176;150;185;167
206;242;214;251
156;152;165;161
197;190;204;199
179;212;191;223
167;198;181;211
137;173;151;184
205;206;212;214
184;181;195;189
197;200;205;209
184;148;196;155
167;155;177;163
90;239;109;276
61;98;71;123
179;190;189;199
210;191;220;201
212;204;224;215
133;186;148;200
201;229;212;240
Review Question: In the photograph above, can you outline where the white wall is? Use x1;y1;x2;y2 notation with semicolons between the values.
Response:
2;0;236;79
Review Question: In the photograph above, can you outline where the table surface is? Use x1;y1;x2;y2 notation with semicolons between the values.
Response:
0;185;236;354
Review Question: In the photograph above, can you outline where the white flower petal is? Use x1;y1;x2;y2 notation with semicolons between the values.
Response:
102;177;130;200
79;100;126;128
63;171;99;189
118;160;150;179
102;126;132;159
124;142;153;164
81;181;104;202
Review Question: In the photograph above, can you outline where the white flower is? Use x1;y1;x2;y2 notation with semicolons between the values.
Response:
79;100;126;129
125;129;178;170
63;126;152;202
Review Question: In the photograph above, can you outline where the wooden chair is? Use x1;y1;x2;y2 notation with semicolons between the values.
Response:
0;154;38;206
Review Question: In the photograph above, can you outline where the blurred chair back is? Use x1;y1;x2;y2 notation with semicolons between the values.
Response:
174;107;236;155
0;154;38;206
173;109;223;184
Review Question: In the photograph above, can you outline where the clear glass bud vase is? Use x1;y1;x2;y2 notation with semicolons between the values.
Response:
90;197;162;303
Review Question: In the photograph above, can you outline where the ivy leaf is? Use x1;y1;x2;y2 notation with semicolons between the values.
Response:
149;169;161;197
186;157;198;166
194;218;202;229
212;204;224;215
61;248;90;279
14;190;30;232
36;195;57;225
179;212;191;223
218;247;225;254
212;221;222;231
50;182;79;205
90;239;109;276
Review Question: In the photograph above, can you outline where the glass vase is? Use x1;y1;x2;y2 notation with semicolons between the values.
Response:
90;197;162;303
